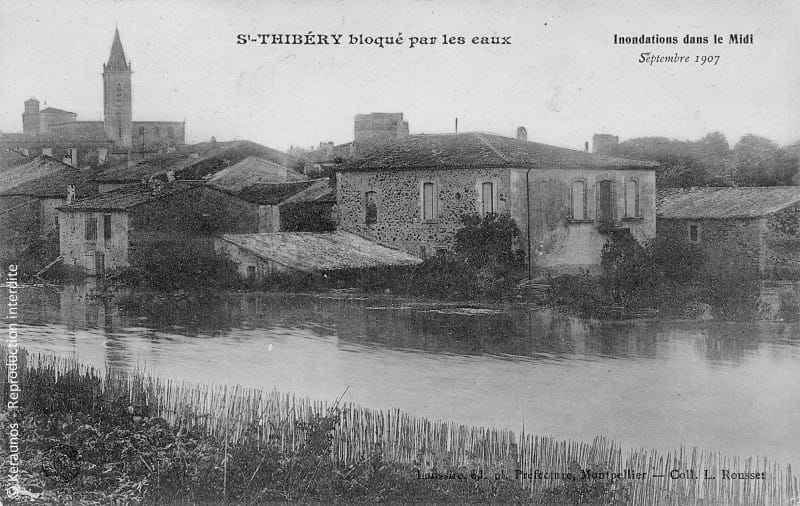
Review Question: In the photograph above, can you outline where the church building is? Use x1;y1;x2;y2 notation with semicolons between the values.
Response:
12;29;185;160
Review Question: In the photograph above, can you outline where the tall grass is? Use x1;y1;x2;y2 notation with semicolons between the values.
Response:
2;346;796;505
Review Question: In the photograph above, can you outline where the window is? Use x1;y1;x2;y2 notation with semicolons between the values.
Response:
596;180;614;226
422;182;437;221
625;179;640;218
154;126;160;137
139;126;145;138
53;215;59;230
85;217;97;241
167;126;175;138
481;182;495;216
247;266;256;278
103;214;112;241
115;83;122;106
688;223;701;244
570;180;587;220
365;191;378;224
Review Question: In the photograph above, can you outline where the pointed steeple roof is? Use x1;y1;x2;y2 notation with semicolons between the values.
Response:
106;28;130;71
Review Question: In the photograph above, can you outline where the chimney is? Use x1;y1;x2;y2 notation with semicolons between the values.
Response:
585;141;589;152
516;126;527;142
66;185;76;204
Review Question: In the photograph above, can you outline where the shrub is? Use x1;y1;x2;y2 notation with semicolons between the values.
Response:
122;240;240;289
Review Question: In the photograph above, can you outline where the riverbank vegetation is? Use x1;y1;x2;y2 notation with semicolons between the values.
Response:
54;212;791;320
3;347;794;505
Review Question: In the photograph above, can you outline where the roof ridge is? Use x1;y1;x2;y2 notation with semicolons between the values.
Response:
472;133;512;164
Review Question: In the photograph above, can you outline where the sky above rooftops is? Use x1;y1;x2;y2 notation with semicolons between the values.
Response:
1;0;798;151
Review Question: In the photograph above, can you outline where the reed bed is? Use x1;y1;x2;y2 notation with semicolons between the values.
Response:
2;346;797;505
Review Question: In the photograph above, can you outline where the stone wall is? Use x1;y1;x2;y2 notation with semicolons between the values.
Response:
59;186;262;272
59;211;129;272
656;217;764;278
214;238;293;280
508;168;656;272
764;203;800;278
337;167;510;257
129;186;260;245
131;121;186;148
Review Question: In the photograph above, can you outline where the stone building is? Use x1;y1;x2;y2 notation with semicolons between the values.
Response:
657;186;800;279
214;179;334;233
56;182;256;274
0;156;100;238
9;28;184;161
354;113;409;145
94;140;296;193
337;132;657;273
216;231;421;280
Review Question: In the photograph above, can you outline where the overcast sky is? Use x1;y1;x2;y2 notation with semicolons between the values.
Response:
1;0;798;151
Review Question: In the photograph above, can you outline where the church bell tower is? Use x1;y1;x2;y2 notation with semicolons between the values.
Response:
103;28;132;148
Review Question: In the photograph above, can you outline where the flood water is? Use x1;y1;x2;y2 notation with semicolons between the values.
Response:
14;283;800;468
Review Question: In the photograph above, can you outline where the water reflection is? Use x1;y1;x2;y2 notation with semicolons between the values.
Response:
14;284;800;468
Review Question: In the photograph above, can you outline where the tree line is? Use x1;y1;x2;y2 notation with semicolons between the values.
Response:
608;132;799;187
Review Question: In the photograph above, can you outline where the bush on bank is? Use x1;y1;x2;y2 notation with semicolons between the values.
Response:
1;361;627;505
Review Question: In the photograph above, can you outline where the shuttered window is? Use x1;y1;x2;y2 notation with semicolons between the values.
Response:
625;179;640;218
571;180;587;220
422;182;437;221
481;182;495;216
85;218;97;241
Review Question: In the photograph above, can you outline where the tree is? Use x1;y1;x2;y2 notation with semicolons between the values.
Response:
453;212;525;268
733;134;799;186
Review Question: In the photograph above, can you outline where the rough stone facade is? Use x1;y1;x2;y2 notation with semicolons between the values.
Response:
337;167;511;257
59;186;260;273
764;203;800;278
354;113;409;145
656;217;765;278
214;239;291;279
509;168;656;272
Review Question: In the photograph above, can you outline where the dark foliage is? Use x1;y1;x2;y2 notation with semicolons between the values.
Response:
280;201;336;232
251;212;527;301
117;240;239;290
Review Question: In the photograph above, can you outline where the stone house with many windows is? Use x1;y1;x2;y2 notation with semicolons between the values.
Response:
336;132;657;273
656;186;800;279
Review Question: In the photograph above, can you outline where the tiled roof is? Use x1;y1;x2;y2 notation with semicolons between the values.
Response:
344;133;657;171
231;180;324;205
208;156;306;191
219;232;421;272
0;155;72;194
57;181;202;212
0;165;100;199
657;186;800;219
0;150;31;170
40;107;76;115
95;140;297;182
0;131;111;144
